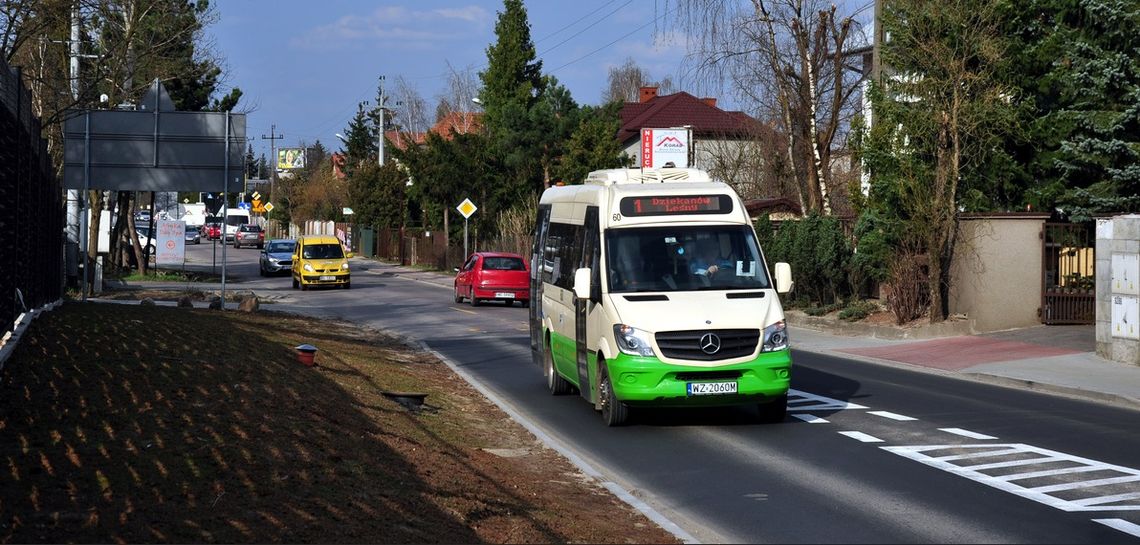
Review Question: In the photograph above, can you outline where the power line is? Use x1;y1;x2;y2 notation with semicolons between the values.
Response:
534;0;621;45
538;0;634;58
549;5;675;73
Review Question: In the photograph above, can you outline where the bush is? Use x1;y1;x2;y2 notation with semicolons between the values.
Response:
838;299;880;321
886;243;929;324
757;212;852;307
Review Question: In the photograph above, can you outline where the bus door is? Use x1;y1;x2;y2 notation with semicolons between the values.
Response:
576;206;599;403
529;205;551;367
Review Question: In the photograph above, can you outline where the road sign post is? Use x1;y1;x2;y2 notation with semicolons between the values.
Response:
456;198;478;258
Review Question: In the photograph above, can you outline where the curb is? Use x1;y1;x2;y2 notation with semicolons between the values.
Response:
790;341;1140;412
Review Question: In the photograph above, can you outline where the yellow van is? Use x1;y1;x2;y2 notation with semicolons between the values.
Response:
291;235;352;290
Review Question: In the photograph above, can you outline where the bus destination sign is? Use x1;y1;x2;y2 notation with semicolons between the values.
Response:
619;195;734;217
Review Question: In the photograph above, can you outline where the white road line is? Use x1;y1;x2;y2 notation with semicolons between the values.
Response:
939;428;997;440
787;389;868;412
868;410;917;421
839;431;884;443
884;443;1140;512
1092;519;1140;538
1032;475;1140;494
936;447;1024;463
791;414;828;424
996;465;1104;482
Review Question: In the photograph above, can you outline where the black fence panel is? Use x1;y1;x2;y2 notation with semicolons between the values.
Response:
0;60;62;338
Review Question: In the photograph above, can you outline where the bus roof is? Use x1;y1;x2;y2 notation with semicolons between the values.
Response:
583;168;712;186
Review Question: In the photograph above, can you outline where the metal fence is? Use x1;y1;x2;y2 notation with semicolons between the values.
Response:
0;59;63;339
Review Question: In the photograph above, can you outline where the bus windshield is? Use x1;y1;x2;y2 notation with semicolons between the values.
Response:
605;225;771;292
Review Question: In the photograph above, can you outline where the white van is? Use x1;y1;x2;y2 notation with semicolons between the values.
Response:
220;207;250;241
528;168;793;426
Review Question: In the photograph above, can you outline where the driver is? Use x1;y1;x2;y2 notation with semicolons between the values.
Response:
690;244;732;277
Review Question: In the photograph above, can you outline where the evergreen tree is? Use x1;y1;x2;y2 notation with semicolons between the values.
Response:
478;0;546;209
1005;0;1140;219
341;102;376;172
554;101;631;183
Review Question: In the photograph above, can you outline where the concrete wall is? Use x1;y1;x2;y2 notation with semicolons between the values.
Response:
949;214;1049;332
1096;215;1140;365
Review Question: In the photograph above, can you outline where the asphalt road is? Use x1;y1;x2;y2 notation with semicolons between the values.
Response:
184;246;1140;544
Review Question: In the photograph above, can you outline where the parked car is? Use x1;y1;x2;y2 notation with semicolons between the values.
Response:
185;225;201;244
453;252;530;307
259;239;296;276
233;223;264;249
134;227;155;256
291;235;352;290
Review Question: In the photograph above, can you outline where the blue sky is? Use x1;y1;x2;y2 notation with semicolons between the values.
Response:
207;1;694;161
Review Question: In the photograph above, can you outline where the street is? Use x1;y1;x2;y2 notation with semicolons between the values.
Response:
173;247;1140;544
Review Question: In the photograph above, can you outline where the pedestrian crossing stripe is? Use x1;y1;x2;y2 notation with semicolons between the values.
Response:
787;389;868;412
883;443;1140;512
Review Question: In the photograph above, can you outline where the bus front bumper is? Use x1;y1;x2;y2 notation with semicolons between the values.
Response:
608;350;791;407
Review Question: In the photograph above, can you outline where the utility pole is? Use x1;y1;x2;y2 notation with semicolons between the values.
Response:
261;124;284;206
377;76;386;167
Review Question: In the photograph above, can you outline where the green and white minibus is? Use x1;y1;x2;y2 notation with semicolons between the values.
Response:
527;168;794;426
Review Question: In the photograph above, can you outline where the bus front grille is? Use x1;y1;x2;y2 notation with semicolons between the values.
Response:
655;329;760;361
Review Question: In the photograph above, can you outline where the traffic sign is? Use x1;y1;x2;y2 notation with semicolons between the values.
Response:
457;198;477;219
264;202;274;213
238;201;251;210
252;191;261;201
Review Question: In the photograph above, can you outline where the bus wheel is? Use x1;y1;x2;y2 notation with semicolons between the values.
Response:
757;393;787;424
599;364;628;426
545;346;571;395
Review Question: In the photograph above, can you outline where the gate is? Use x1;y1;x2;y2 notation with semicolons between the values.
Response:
1041;222;1095;324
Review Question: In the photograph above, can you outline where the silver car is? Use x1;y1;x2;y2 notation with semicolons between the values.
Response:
259;239;296;276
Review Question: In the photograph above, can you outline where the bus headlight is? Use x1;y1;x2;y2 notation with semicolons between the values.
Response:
614;324;655;357
761;320;788;352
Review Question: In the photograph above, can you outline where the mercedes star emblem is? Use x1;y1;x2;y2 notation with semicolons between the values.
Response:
699;333;721;354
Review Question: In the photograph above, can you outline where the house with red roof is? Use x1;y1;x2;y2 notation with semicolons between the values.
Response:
618;87;781;201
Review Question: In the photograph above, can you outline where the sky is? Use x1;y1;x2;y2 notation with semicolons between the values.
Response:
207;0;696;162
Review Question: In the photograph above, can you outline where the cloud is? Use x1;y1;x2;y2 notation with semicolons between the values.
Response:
291;5;491;51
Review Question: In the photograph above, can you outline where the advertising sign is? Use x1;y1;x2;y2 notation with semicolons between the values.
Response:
640;128;691;169
277;147;305;170
155;220;186;266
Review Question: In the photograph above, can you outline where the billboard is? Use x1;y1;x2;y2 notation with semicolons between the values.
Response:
63;80;246;192
155;220;186;266
641;128;691;169
277;147;305;170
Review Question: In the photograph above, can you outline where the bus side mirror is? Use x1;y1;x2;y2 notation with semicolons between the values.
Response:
774;262;794;294
573;268;592;300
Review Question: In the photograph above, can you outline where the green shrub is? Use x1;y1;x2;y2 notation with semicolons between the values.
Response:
838;299;880;321
759;212;852;307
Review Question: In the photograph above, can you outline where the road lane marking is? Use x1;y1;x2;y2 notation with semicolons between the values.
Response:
883;443;1140;511
839;431;883;443
450;307;476;315
791;414;828;424
939;428;997;440
1092;519;1140;538
787;389;868;412
868;410;917;421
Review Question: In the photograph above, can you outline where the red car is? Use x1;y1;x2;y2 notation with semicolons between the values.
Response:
454;252;530;307
203;222;223;240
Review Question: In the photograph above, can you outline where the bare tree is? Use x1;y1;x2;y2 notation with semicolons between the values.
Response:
434;60;480;131
391;75;429;135
700;122;794;200
666;0;869;215
603;56;676;103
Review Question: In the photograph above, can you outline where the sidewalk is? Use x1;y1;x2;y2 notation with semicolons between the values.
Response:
788;318;1140;410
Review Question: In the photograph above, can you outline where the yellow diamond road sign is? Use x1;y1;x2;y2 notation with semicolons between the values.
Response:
457;198;477;219
264;202;274;213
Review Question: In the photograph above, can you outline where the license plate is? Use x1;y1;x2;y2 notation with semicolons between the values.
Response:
495;292;516;298
319;275;336;281
687;381;738;396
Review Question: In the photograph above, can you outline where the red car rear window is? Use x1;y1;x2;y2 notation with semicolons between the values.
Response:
482;257;526;271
